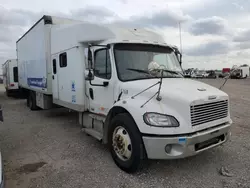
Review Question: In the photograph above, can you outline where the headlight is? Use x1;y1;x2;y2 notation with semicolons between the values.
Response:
143;112;179;127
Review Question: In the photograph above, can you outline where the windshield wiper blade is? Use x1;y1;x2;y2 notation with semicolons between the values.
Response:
127;68;151;75
162;69;184;77
127;68;183;77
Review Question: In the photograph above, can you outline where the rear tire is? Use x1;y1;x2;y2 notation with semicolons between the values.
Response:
28;92;39;111
108;113;146;173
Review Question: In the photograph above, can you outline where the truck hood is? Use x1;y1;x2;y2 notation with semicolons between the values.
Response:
120;78;228;104
118;78;230;134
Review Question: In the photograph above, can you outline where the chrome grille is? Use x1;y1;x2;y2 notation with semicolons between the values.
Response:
190;100;228;126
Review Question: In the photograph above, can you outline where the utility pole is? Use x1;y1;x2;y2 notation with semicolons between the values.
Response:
178;21;183;54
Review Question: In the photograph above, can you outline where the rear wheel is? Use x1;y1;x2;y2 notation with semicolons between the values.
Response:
108;113;146;173
28;92;39;111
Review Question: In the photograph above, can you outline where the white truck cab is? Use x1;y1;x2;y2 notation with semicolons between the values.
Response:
17;16;232;173
75;25;231;173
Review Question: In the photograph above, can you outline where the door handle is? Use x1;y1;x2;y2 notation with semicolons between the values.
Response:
89;88;94;100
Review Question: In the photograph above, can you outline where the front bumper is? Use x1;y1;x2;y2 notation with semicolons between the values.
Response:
143;122;231;159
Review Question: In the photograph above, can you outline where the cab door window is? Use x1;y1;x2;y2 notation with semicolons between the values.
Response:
94;49;111;79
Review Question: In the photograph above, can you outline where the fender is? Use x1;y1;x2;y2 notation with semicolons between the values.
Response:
102;95;186;144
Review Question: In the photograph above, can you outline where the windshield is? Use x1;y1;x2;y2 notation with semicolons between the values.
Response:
114;43;183;81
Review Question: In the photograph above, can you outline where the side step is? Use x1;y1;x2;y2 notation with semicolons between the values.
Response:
83;128;103;141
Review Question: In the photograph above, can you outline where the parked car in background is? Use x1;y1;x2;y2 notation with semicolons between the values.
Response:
206;70;217;79
195;70;205;78
203;71;209;78
184;68;194;78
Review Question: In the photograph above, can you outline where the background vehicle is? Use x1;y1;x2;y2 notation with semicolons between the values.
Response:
203;71;209;78
16;15;232;173
230;66;249;79
2;59;19;96
221;68;231;78
206;70;217;79
184;68;198;78
184;68;193;78
195;70;205;78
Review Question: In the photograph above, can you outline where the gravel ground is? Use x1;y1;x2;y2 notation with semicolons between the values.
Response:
0;78;250;188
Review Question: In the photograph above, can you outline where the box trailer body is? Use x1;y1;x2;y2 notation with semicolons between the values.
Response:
2;59;19;96
17;15;83;109
17;16;83;94
17;15;232;173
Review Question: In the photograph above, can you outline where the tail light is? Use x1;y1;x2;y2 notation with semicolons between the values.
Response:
10;83;15;87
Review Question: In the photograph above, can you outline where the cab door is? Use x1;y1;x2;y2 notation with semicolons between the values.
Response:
86;48;115;115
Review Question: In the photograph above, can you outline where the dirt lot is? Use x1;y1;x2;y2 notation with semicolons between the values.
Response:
0;79;250;188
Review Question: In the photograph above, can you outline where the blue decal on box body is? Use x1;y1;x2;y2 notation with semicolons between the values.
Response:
27;77;47;88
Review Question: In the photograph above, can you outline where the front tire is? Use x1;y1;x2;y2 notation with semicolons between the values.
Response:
108;113;145;173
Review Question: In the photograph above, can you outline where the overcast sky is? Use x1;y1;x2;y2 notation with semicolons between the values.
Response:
1;0;250;74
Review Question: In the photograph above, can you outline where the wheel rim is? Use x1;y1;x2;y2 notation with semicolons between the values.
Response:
112;126;132;161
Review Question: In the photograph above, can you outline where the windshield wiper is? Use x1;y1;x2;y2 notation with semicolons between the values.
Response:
127;68;183;77
127;68;154;77
162;69;184;77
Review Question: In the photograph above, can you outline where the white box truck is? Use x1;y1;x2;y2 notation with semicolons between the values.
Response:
230;66;249;79
17;15;232;173
2;59;19;96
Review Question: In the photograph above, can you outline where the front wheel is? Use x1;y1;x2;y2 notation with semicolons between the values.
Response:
108;113;145;173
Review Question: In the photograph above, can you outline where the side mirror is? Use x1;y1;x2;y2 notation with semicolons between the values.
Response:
88;47;92;61
175;51;182;65
85;69;94;80
87;46;93;69
179;53;182;65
